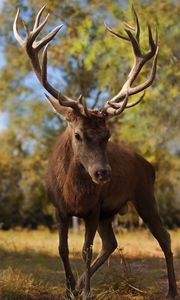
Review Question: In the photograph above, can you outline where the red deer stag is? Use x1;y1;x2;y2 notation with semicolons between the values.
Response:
14;6;178;300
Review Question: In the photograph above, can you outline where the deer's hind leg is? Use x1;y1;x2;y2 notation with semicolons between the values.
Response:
133;194;178;299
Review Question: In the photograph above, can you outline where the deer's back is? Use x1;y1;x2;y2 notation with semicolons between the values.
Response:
99;141;155;218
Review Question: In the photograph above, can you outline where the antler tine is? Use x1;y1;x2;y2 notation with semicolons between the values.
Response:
13;9;24;46
126;91;145;108
105;23;130;41
77;94;83;104
42;43;85;115
124;27;141;56
42;45;91;116
107;91;129;116
129;46;159;95
147;23;158;56
132;6;140;42
41;44;50;92
33;5;46;30
77;94;91;116
105;8;141;56
102;91;145;117
28;13;50;47
36;24;63;51
123;22;135;31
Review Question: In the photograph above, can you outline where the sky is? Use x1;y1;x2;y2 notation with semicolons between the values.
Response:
0;112;8;131
0;1;3;11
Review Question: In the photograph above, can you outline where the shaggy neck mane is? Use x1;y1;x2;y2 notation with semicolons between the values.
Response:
54;127;97;211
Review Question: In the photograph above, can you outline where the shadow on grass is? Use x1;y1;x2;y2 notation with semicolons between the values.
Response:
0;246;179;300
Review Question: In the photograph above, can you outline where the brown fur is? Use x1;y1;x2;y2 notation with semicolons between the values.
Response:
45;112;177;299
13;5;177;298
46;127;154;217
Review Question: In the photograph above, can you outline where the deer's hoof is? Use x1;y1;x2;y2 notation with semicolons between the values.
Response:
166;290;179;300
81;290;93;300
77;275;85;292
65;289;76;299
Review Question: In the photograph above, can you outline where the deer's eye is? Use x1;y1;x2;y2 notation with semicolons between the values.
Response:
104;135;110;142
101;132;111;143
75;132;82;141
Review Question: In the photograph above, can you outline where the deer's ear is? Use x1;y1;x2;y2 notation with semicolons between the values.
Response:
45;94;75;121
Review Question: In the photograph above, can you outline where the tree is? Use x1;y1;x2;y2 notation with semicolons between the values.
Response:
0;0;179;228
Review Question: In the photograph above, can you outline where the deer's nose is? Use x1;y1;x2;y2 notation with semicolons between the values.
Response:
95;169;111;182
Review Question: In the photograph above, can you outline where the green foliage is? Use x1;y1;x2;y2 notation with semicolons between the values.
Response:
0;0;179;228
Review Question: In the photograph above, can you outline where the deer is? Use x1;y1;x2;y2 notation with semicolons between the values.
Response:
13;5;178;300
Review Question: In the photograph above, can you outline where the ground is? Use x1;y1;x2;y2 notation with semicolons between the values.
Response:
0;228;179;300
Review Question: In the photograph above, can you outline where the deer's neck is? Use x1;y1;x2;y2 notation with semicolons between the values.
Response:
57;128;98;216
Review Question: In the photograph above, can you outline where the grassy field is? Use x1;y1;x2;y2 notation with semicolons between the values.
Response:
0;228;179;300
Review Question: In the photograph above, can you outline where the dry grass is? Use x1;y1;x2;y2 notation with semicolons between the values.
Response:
0;228;179;299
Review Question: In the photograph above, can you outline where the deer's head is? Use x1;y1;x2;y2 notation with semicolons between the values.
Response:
13;5;158;184
45;96;112;184
68;112;111;184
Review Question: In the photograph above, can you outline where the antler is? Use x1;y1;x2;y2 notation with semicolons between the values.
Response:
13;5;89;116
13;6;158;119
102;6;159;117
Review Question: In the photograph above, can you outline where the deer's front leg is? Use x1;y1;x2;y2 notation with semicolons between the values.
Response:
56;211;76;297
81;210;99;300
78;217;117;291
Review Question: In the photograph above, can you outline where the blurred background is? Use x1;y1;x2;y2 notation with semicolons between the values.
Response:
0;0;179;230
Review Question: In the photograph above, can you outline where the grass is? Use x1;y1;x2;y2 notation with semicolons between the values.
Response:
0;228;179;299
